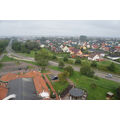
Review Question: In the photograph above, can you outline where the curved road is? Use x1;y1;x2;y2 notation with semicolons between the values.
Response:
4;40;120;83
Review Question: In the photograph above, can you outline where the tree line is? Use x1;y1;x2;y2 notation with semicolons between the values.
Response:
12;40;40;53
0;39;10;54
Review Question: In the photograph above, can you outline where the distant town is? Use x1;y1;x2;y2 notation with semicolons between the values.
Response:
0;35;120;100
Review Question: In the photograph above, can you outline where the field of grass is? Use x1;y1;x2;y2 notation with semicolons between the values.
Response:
17;50;35;57
48;65;64;72
74;59;120;75
70;71;120;100
55;53;70;57
97;60;120;74
0;55;16;62
52;81;69;95
49;65;120;100
46;74;69;95
0;62;3;69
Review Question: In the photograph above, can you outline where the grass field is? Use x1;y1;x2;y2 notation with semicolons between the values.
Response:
49;65;120;100
97;60;120;74
0;55;16;62
46;74;69;95
17;50;35;57
0;62;3;69
48;65;64;72
70;71;120;100
52;81;69;95
76;59;120;75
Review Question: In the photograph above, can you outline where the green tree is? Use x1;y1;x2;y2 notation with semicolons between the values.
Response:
116;86;120;99
35;49;51;67
52;55;57;60
80;65;94;77
58;60;65;69
63;56;68;62
58;71;69;82
64;66;74;76
91;61;97;67
75;58;81;64
107;62;116;72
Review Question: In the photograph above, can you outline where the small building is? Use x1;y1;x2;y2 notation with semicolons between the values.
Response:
69;88;84;100
106;92;114;99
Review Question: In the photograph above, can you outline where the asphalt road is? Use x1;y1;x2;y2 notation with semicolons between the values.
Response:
4;40;120;83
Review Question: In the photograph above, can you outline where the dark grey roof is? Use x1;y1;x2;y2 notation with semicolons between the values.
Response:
69;88;84;97
7;78;41;100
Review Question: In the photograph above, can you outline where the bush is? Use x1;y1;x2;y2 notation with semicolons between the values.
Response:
91;61;97;67
58;60;65;69
107;62;116;72
94;76;99;80
52;55;57;60
58;71;69;82
50;91;56;98
75;58;81;64
80;65;94;77
64;66;74;76
116;86;120;99
63;56;68;62
68;59;74;64
90;83;97;89
0;62;2;68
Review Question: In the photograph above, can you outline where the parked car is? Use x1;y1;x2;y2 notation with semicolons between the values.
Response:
51;76;58;80
105;74;112;78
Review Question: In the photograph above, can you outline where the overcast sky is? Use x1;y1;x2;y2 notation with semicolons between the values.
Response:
0;20;120;37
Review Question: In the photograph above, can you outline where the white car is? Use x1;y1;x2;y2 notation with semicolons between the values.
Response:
105;74;112;78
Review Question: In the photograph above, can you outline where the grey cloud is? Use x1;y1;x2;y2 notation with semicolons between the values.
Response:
0;20;120;37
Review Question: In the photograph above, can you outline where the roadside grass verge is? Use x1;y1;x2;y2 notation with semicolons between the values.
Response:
0;62;3;69
0;55;16;62
48;65;64;72
97;60;120;75
17;50;35;57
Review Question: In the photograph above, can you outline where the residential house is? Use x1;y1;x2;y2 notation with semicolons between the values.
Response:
115;46;120;52
92;44;99;49
62;46;70;53
69;47;83;57
88;53;104;61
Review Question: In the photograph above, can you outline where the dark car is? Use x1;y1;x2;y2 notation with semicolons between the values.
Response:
51;76;58;80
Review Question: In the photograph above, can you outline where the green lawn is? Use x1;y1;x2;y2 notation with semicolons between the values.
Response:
97;60;120;74
56;53;70;57
17;50;35;57
49;65;120;100
75;59;120;75
0;55;16;62
48;65;64;72
52;81;69;95
0;62;3;69
46;74;69;95
70;71;120;100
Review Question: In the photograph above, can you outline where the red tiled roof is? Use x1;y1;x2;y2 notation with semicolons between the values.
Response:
0;71;58;100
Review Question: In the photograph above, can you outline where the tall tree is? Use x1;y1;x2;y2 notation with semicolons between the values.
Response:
35;49;51;67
